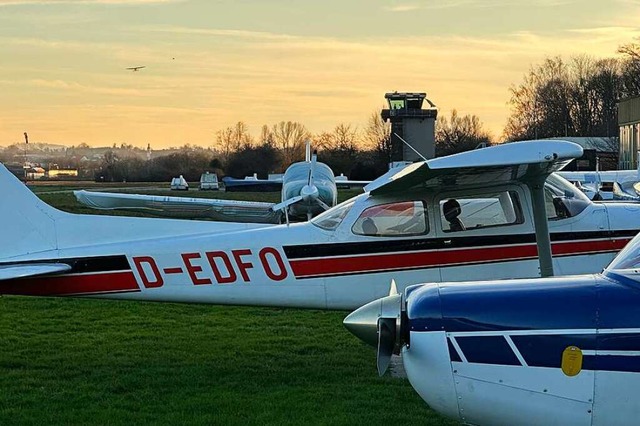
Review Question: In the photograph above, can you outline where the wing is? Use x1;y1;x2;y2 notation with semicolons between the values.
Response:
364;140;583;196
335;179;370;189
0;263;71;281
222;177;283;192
74;190;282;223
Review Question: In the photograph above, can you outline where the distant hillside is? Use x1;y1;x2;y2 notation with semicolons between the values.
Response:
1;142;68;152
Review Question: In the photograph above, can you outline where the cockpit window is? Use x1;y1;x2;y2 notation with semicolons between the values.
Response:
606;234;640;273
352;201;428;237
439;191;523;232
545;174;591;220
311;200;354;231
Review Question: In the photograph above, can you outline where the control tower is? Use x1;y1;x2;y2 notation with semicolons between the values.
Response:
381;92;438;162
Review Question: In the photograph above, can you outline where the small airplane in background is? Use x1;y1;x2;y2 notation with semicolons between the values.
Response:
559;169;640;201
344;230;640;426
4;140;640;310
74;142;365;223
126;66;146;72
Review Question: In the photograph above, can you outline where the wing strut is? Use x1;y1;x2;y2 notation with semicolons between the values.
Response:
528;176;554;277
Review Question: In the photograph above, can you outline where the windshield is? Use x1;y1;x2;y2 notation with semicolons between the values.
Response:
606;233;640;273
311;199;354;230
545;174;591;219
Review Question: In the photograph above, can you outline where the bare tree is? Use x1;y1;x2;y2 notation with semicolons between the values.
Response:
316;123;359;151
271;121;310;170
504;55;626;141
618;38;640;97
259;124;275;147
363;111;391;168
436;110;491;156
215;121;253;160
313;131;334;151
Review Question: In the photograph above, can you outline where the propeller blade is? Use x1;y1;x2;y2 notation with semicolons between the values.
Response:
271;195;304;212
310;150;317;185
377;317;396;376
316;198;331;211
344;292;403;376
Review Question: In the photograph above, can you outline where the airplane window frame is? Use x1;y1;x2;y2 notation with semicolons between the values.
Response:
544;174;591;221
437;190;524;233
351;200;429;238
311;199;355;231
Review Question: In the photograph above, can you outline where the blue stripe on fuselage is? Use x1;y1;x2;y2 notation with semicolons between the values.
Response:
407;273;640;373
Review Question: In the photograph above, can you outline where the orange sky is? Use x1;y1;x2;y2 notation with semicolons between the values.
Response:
0;0;639;148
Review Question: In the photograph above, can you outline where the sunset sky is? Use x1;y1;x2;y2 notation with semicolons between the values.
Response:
0;0;639;148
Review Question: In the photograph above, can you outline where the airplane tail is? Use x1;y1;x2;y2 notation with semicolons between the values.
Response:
305;140;311;162
0;163;63;260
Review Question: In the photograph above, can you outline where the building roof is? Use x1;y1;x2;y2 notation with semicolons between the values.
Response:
543;137;618;153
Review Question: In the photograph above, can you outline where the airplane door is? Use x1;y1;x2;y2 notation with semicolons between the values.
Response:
592;281;640;426
437;188;537;283
551;204;609;276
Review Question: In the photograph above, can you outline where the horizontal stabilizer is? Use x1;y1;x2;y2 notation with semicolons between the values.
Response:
0;263;72;281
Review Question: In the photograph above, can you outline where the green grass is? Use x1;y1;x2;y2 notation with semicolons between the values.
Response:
0;183;459;425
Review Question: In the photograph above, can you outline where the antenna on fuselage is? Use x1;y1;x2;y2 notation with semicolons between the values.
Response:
393;133;428;162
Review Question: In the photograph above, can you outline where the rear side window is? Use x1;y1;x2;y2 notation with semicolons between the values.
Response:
352;201;428;237
439;191;523;232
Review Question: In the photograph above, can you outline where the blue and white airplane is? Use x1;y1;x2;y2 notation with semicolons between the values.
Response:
345;232;640;425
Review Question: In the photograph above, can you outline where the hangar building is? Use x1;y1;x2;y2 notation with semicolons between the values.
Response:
619;95;640;169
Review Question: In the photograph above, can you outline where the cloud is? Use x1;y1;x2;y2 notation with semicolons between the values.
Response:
0;0;182;6
1;15;639;145
384;4;421;12
144;26;296;41
28;79;160;96
384;0;576;11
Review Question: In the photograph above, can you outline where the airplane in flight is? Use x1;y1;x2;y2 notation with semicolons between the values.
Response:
2;140;640;310
344;228;640;426
74;143;359;223
126;66;146;72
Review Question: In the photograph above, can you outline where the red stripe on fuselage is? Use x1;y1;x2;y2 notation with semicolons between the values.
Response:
0;271;139;296
289;238;632;279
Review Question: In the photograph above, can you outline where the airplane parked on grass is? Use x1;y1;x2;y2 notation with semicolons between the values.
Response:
559;170;640;201
3;140;640;310
74;143;353;223
344;230;640;426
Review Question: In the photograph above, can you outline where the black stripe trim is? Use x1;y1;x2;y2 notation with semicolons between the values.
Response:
293;248;620;279
284;230;638;259
0;255;131;274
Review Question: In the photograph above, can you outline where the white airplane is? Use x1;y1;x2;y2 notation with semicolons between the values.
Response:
199;172;219;190
344;229;640;426
559;170;640;201
74;144;342;223
170;175;189;191
2;140;640;310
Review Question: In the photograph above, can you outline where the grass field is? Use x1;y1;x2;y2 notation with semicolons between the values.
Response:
0;183;458;425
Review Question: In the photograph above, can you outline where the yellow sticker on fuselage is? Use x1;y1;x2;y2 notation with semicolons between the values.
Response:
561;346;583;377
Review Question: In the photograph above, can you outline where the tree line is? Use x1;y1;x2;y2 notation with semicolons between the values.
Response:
5;37;639;182
92;109;493;182
504;38;640;142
